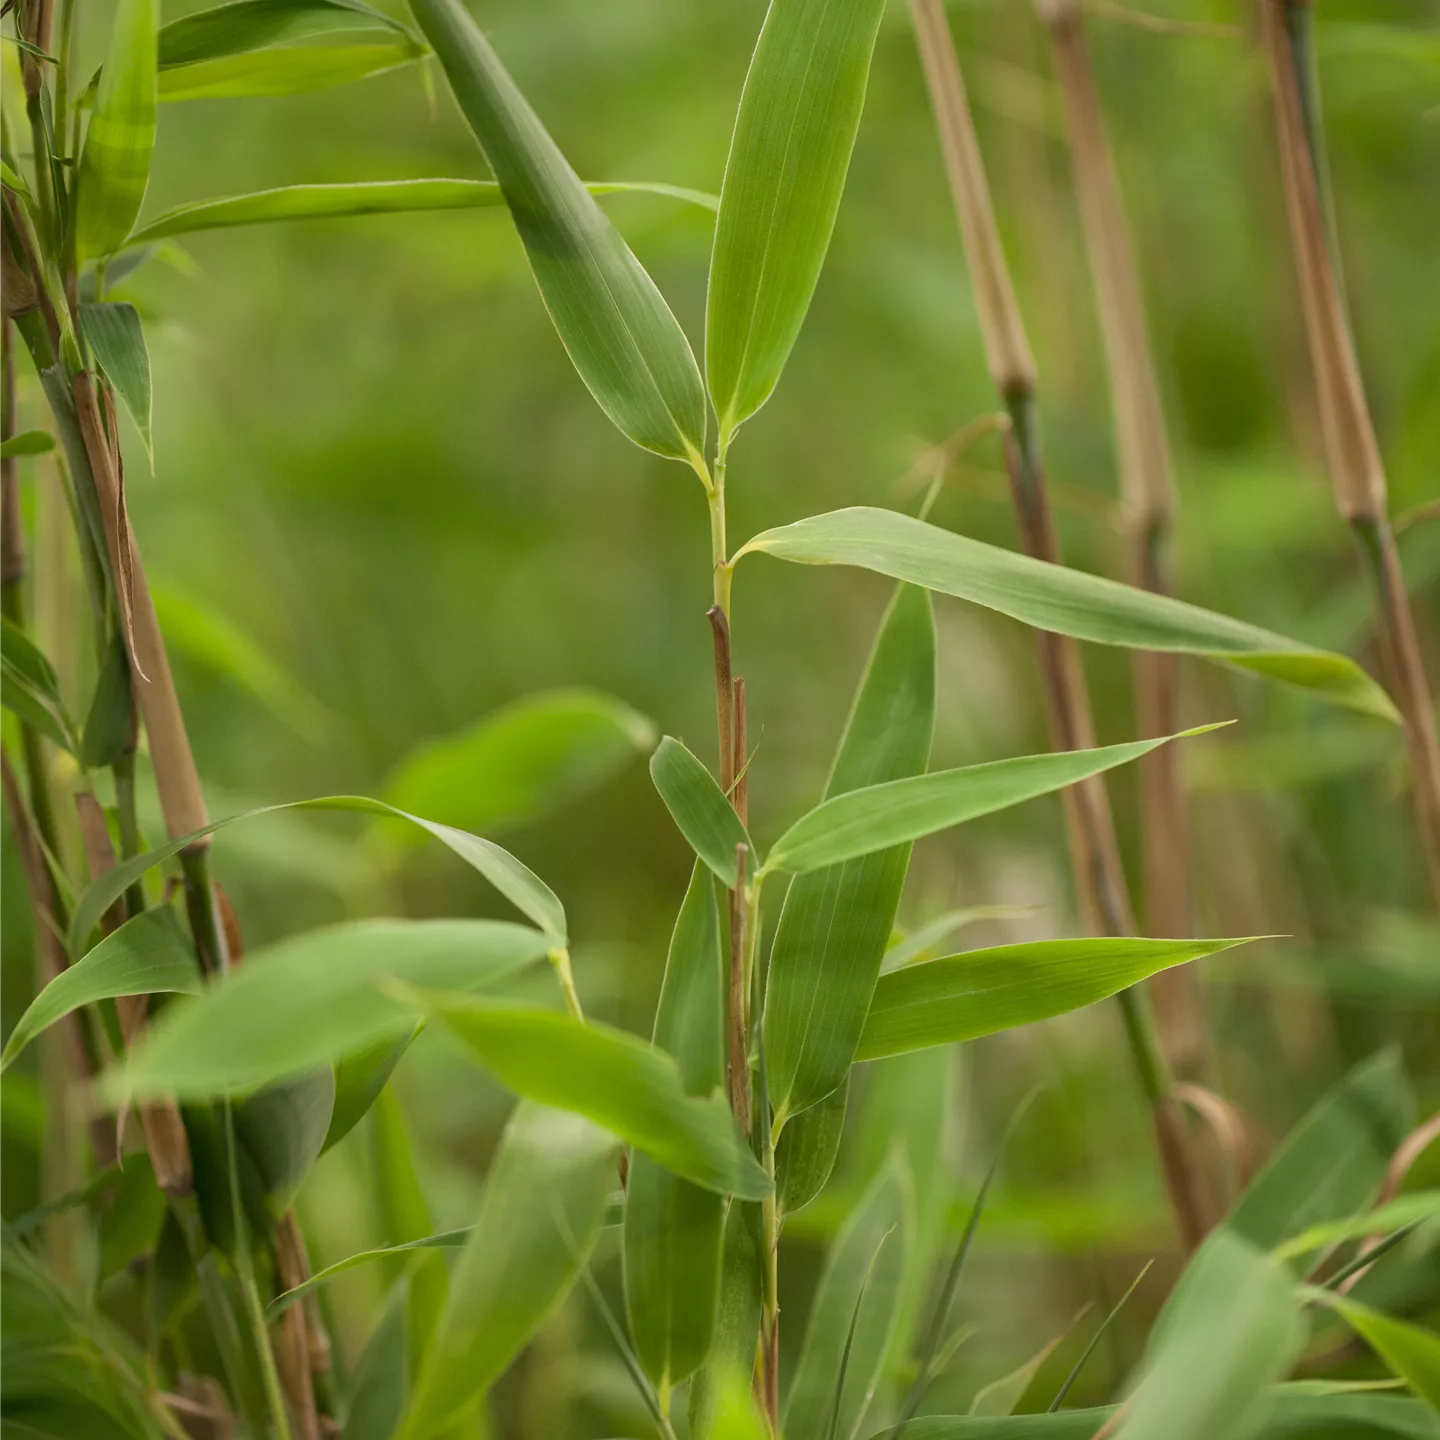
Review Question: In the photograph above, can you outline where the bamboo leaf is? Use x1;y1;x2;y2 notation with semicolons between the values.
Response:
734;508;1398;721
884;907;1029;971
269;1229;471;1321
649;736;754;886
1111;1230;1305;1440
323;1028;420;1153
776;1075;848;1216
400;1103;617;1437
689;1203;766;1440
127;178;716;245
342;1281;410;1440
1;908;200;1072
624;863;727;1390
766;726;1223;876
1302;1290;1440;1410
1226;1049;1416;1250
0;429;54;458
69;793;566;952
1;615;77;753
1275;1192;1440;1261
79;301;152;460
158;41;424;100
765;585;935;1124
79;631;134;770
233;1066;335;1207
158;0;416;65
77;0;158;260
386;688;656;840
408;0;707;463
705;0;888;438
429;995;770;1199
784;1152;913;1440
857;937;1258;1062
112;919;551;1097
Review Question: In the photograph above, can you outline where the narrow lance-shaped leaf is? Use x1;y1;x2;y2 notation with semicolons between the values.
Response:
734;508;1398;721
765;725;1224;876
112;918;551;1097
157;0;417;65
322;1027;420;1153
400;1104;617;1438
765;584;935;1126
1302;1289;1440;1410
1225;1048;1415;1250
1;908;200;1072
1111;1230;1305;1440
776;1076;848;1216
80;302;152;459
689;1203;766;1440
429;996;770;1200
624;863;727;1391
1274;1192;1440;1261
70;792;567;951
233;1066;335;1207
783;1151;913;1440
0;429;54;458
706;0;888;438
2;614;77;753
408;0;708;463
269;1229;471;1320
650;736;754;886
342;1281;410;1440
857;936;1260;1062
127;178;716;245
156;39;423;101
78;0;158;259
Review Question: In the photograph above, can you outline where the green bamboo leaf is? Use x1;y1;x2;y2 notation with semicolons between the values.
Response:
0;429;54;458
323;1028;420;1153
1112;1230;1305;1440
689;1203;766;1440
400;1103;617;1437
734;508;1398;722
429;995;769;1199
342;1281;410;1440
158;0;415;65
1275;1192;1440;1261
1;615;76;753
79;301;152;460
407;0;707;463
158;40;423;100
127;178;716;245
386;688;656;841
77;0;158;260
1;908;200;1072
705;0;887;438
371;1087;447;1378
649;736;754;886
884;908;1028;971
784;1152;913;1440
269;1229;470;1321
1226;1049;1416;1250
857;937;1258;1062
765;585;935;1125
233;1066;335;1207
776;1076;849;1216
624;863;727;1390
766;726;1223;876
112;919;551;1098
1303;1289;1440;1410
69;793;566;952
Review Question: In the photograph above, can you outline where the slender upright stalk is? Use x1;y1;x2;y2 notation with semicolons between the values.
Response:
1037;0;1209;1080
1260;0;1440;903
908;0;1209;1249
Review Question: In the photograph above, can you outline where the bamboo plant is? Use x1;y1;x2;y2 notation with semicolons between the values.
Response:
1;0;1436;1437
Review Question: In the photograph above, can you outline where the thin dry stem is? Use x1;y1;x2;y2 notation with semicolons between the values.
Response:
728;843;753;1138
273;1212;323;1440
1338;1111;1440;1294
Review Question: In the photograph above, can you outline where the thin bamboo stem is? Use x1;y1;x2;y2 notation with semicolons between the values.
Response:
1039;0;1209;1079
1260;0;1440;904
909;0;1210;1250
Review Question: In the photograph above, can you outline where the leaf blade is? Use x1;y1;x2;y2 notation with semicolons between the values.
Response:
79;302;152;458
650;735;754;886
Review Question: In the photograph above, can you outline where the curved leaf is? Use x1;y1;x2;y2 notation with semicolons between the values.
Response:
1302;1289;1440;1410
765;584;935;1123
430;995;770;1199
649;736;754;886
158;41;423;100
1;908;200;1072
0;429;55;458
77;0;157;259
765;725;1223;875
79;302;152;458
400;1104;617;1437
127;178;716;245
857;936;1258;1062
322;1028;420;1153
269;1229;471;1320
735;508;1398;721
386;688;655;840
112;918;551;1098
408;0;707;463
158;0;415;66
706;0;888;437
69;792;566;951
1275;1192;1440;1261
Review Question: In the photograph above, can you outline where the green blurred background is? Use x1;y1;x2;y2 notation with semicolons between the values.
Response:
4;0;1438;1430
